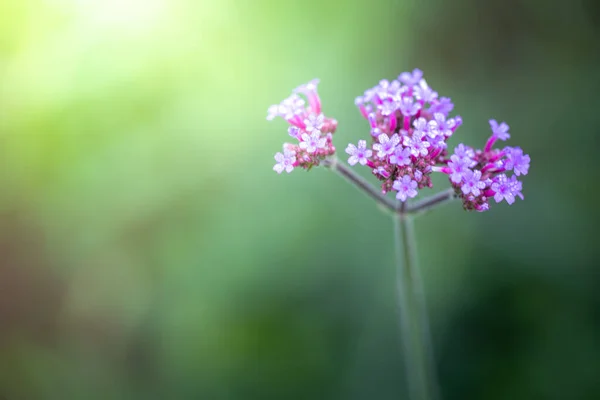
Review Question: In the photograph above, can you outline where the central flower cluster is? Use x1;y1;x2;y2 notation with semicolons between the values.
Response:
348;69;529;211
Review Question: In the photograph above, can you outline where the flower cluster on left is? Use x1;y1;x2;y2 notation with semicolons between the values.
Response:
267;80;338;173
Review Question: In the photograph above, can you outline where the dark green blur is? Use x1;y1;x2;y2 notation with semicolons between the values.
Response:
0;0;599;398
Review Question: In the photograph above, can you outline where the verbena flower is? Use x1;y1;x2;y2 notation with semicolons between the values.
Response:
373;134;400;159
393;175;419;201
267;80;337;172
268;70;530;212
346;140;372;166
344;70;530;210
273;147;296;174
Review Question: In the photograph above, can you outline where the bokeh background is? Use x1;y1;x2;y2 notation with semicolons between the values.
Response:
1;0;599;398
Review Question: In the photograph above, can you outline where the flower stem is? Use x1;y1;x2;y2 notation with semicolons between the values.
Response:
326;157;457;217
394;208;440;400
406;188;456;215
325;157;397;214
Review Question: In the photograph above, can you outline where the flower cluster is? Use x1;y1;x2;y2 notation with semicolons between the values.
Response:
267;70;530;212
348;69;530;211
267;79;338;173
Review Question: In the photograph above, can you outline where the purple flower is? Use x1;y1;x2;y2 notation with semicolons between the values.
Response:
390;146;412;166
398;69;423;87
304;113;324;132
428;134;447;150
393;175;419;201
373;133;400;158
279;94;306;120
414;79;438;103
398;97;421;117
428;97;454;115
288;126;301;139
489;119;511;141
300;131;327;153
461;169;486;196
380;98;398;116
293;79;320;94
429;113;455;138
414;169;423;182
403;130;431;157
448;154;471;183
454;144;475;161
504;147;530;176
491;174;524;204
273;148;296;174
346;140;373;166
412;117;429;136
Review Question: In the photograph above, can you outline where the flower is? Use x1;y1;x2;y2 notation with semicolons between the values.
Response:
268;79;337;172
412;117;429;136
393;175;419;201
403;130;430;157
390;146;412;166
414;79;438;103
491;174;524;204
504;147;530;176
288;126;301;139
270;70;529;212
461;169;486;196
273;148;296;174
489;119;511;141
428;97;454;115
304;113;325;132
346;140;372;166
398;68;423;86
398;96;421;117
448;155;471;183
380;98;398;116
429;113;455;138
300;131;327;154
373;133;400;158
454;144;475;161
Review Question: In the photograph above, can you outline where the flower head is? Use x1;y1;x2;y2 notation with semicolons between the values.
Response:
398;96;421;117
304;113;325;132
300;131;327;154
346;140;372;166
403;130;430;157
461;169;486;196
414;79;438;103
398;69;423;87
273;148;296;174
491;174;524;204
489;119;511;141
390;146;412;166
270;70;529;213
373;133;400;159
393;175;419;201
268;79;337;173
428;97;454;116
448;155;471;184
504;147;530;176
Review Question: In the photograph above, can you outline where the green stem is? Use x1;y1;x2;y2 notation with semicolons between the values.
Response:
394;209;440;400
325;158;448;398
325;157;397;213
326;157;456;217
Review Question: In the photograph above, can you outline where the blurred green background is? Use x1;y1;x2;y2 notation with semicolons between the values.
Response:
1;0;599;398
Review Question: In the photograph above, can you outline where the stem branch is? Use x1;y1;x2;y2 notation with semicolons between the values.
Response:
325;158;397;213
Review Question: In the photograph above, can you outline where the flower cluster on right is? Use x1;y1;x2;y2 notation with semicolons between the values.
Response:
347;69;530;211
